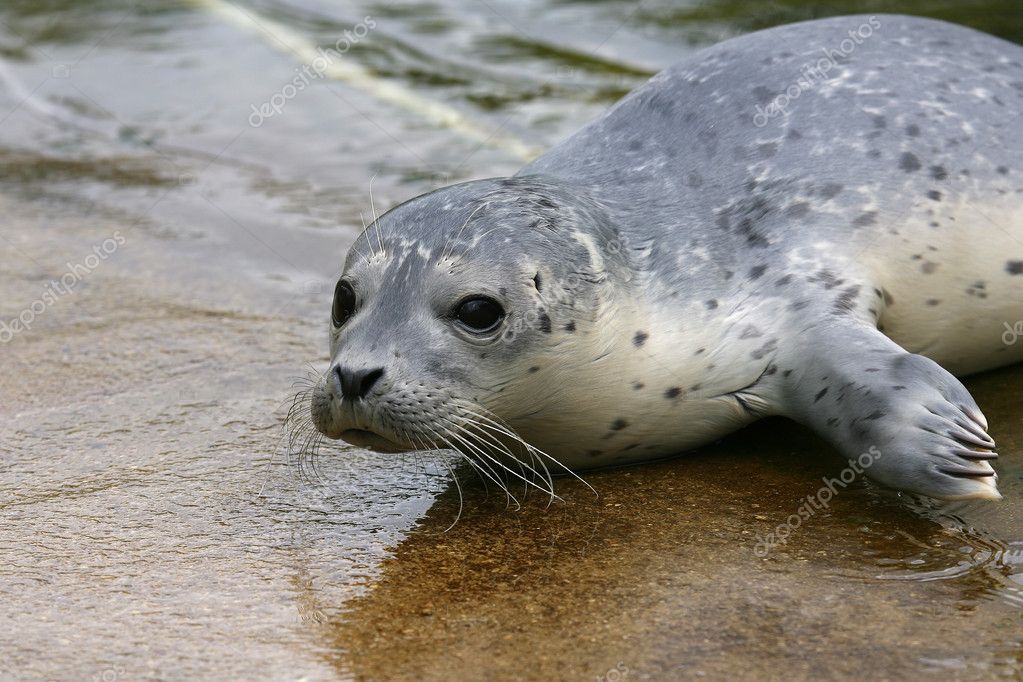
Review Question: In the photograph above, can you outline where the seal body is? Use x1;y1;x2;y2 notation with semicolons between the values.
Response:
313;15;1023;500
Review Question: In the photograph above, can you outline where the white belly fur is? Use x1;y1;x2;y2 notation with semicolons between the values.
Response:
870;193;1023;376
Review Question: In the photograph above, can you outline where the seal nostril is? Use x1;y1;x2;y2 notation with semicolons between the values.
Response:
334;365;385;400
359;367;384;398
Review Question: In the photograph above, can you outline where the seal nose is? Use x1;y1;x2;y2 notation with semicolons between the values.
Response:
333;365;385;401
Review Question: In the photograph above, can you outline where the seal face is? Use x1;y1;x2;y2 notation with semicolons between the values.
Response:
312;15;1023;501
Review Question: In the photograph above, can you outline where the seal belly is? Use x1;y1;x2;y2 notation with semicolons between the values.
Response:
870;195;1023;375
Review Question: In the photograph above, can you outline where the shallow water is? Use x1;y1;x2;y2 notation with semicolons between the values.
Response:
0;1;1020;679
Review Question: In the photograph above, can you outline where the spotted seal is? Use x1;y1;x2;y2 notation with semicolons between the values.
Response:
311;15;1023;500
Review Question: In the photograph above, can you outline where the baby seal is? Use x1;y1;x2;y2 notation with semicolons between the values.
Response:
311;15;1023;500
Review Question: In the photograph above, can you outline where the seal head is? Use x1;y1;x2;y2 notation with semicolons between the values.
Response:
311;175;643;471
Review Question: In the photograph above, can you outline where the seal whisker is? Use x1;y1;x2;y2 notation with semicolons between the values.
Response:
401;425;467;528
448;414;557;500
447;416;534;492
425;423;517;508
368;174;385;258
440;428;521;508
455;404;556;476
445;404;559;503
455;402;596;498
445;418;558;501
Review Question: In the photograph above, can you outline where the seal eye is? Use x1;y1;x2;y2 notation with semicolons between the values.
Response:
332;280;357;328
454;297;504;333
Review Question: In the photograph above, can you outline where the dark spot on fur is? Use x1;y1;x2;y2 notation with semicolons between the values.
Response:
633;382;645;390
716;193;776;248
827;417;840;427
695;348;705;355
864;411;886;420
786;202;810;219
1007;260;1023;275
899;152;921;172
927;190;942;201
783;369;793;378
775;274;793;286
705;299;718;310
610;418;628;431
905;124;920;137
810;269;843;290
564;321;576;332
926;298;941;306
528;366;540;373
814;387;829;402
633;330;648;347
892;385;907;391
930;165;948;180
532;272;542;291
538;313;552;333
833;285;861;314
665;387;682;399
819;183;843;199
852;211;877;227
751;339;777;359
751;85;774;105
872;115;886;129
763;364;778;376
997;166;1009;175
749;264;767;279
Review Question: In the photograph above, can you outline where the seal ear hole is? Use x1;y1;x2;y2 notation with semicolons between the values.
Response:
532;272;543;292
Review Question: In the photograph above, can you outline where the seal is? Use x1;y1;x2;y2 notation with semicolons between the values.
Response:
310;15;1023;501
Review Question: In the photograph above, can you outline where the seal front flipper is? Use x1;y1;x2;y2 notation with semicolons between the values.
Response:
778;320;1000;501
